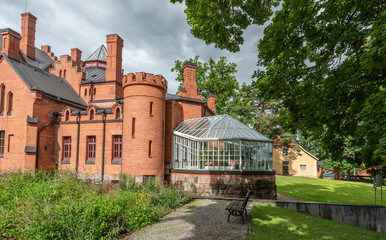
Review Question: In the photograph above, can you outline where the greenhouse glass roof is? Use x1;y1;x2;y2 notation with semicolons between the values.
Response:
174;114;273;142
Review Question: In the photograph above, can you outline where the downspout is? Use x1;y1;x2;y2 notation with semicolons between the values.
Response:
75;113;80;174
89;82;94;102
101;111;106;182
35;111;58;170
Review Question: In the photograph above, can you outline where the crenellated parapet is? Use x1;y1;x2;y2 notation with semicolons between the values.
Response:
122;72;168;93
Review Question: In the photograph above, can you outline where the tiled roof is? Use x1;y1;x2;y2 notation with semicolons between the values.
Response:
3;53;87;108
81;68;106;83
85;45;107;62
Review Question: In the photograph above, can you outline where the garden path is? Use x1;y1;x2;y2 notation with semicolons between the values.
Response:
122;199;251;240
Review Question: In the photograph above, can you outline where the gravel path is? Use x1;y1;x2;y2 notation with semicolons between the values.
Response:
123;199;251;240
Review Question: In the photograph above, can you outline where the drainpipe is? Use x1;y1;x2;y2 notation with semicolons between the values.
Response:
101;111;106;182
35;111;58;170
89;82;94;102
75;112;80;174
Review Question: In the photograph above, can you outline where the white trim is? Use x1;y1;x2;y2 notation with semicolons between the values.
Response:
299;163;308;172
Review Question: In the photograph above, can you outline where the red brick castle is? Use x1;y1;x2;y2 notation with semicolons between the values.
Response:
0;13;276;198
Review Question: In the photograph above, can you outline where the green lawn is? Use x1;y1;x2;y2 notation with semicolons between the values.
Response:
276;175;386;205
248;204;386;240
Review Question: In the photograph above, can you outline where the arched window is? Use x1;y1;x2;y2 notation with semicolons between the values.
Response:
115;108;120;119
59;70;62;78
90;109;94;120
63;70;67;78
0;85;4;115
84;88;87;96
94;88;96;96
65;110;70;121
7;92;12;115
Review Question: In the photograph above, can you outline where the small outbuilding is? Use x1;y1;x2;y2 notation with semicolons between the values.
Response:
171;114;277;199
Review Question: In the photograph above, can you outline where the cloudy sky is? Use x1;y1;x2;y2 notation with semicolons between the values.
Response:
0;0;267;94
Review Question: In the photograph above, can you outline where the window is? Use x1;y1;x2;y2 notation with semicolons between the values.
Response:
113;135;122;161
84;88;87;96
150;102;153;116
59;70;62;78
87;136;96;162
65;110;70;121
282;149;288;156
282;161;289;166
143;175;155;184
63;137;71;159
0;85;5;115
115;108;120;119
7;92;12;115
94;88;96;96
0;131;4;158
63;70;66;78
149;140;152;158
90;109;94;120
299;164;307;172
132;118;135;138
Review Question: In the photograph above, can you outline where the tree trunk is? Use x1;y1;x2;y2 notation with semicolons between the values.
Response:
333;167;340;180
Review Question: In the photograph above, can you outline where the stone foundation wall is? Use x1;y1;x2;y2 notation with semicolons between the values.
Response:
171;170;277;199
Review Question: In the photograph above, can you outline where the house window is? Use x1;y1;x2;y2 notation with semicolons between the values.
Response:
299;164;307;172
149;140;152;158
0;131;4;158
87;136;96;162
7;92;12;115
65;111;70;121
63;137;71;159
132;118;135;138
84;88;87;96
0;85;5;115
59;70;62;77
143;175;154;184
150;102;153;116
94;88;96;96
115;108;120;119
113;135;122;161
282;149;288;156
63;70;66;78
90;109;94;120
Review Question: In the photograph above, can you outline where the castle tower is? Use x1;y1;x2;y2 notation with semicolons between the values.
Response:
122;72;167;182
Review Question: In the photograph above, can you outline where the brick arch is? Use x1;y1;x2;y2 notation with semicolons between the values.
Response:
60;106;72;121
87;105;96;121
112;103;122;119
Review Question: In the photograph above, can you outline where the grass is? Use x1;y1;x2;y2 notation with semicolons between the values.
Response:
248;204;386;240
0;171;191;240
276;175;386;205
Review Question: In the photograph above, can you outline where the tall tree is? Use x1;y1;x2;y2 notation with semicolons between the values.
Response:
171;56;239;114
171;0;386;173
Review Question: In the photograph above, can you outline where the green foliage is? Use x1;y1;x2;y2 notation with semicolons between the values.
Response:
248;204;385;240
0;171;191;240
171;56;239;114
276;175;385;205
172;0;386;172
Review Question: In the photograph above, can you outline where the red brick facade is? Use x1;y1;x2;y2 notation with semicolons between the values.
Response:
0;12;215;183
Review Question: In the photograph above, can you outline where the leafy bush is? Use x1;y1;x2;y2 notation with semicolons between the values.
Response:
0;171;191;240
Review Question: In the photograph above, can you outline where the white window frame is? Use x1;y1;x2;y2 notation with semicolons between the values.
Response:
299;164;308;172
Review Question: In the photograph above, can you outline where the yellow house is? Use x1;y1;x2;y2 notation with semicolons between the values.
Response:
273;145;318;178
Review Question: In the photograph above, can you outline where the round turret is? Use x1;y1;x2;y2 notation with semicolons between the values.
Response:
122;72;167;182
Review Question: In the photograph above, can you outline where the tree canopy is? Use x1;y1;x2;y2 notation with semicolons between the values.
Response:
171;56;239;114
172;0;386;172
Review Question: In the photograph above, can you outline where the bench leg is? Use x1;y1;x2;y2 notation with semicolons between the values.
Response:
241;214;244;224
227;212;231;223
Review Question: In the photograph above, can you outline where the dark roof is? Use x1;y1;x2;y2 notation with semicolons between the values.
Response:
0;28;20;36
81;68;106;83
3;53;87;108
165;93;204;103
183;61;196;67
85;45;107;62
22;49;54;70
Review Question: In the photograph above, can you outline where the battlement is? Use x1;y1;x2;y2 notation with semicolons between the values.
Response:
122;72;168;92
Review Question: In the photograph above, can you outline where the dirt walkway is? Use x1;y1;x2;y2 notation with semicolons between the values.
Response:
123;199;251;240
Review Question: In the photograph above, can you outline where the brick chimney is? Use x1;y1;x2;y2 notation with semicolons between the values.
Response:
71;48;82;66
21;12;37;60
105;34;123;83
41;45;51;53
177;61;202;100
207;94;217;113
1;28;23;61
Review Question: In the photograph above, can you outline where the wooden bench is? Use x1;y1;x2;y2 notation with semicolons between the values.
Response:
225;190;251;224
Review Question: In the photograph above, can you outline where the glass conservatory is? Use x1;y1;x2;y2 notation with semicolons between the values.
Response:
173;115;273;171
